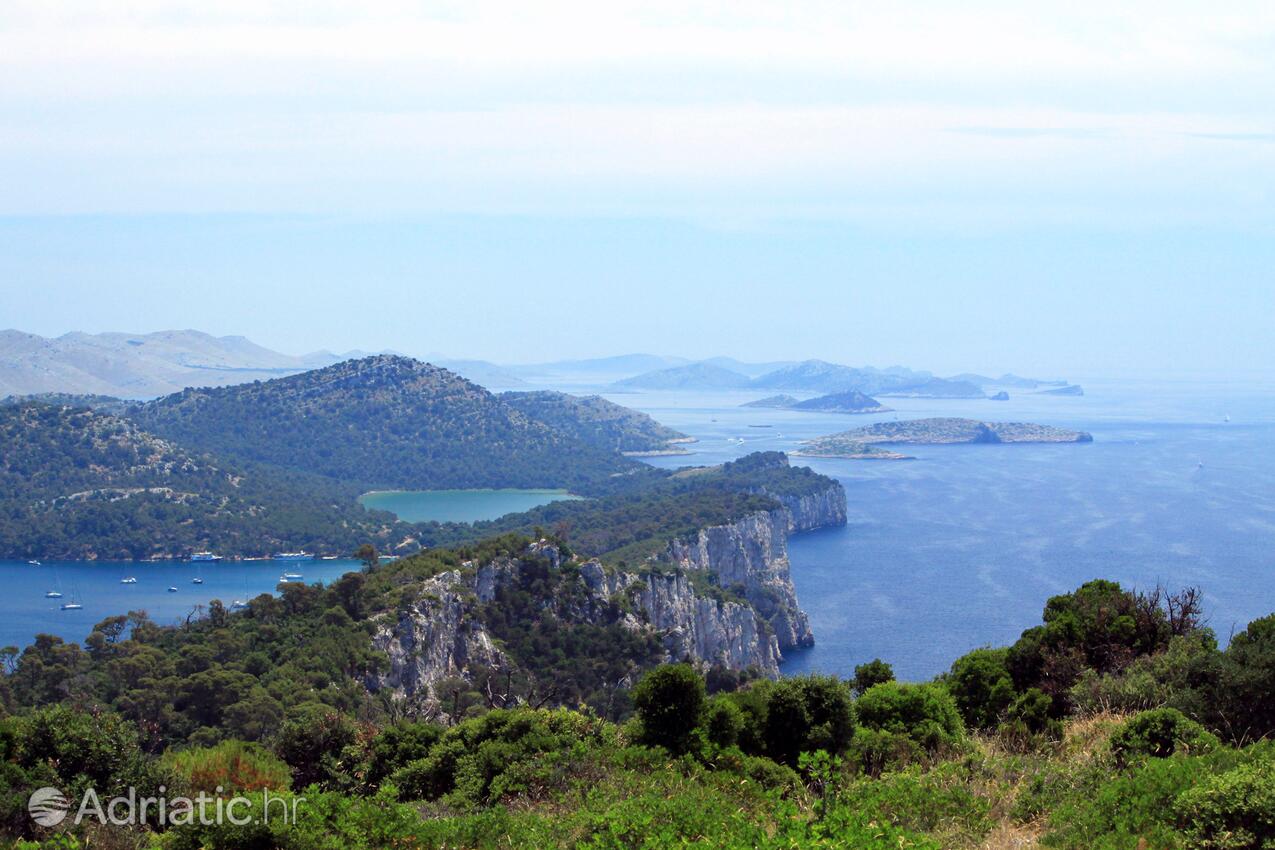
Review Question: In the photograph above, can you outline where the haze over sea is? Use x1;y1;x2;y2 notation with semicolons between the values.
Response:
624;377;1275;681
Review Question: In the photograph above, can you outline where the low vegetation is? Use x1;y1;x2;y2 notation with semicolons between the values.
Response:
1;563;1272;848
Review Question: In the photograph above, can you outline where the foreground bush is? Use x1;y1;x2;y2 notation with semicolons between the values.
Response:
162;739;292;793
1110;708;1217;767
1175;761;1275;850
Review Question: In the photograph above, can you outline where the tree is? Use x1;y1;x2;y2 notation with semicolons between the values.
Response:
633;664;706;754
946;648;1015;730
855;681;964;755
760;676;855;767
852;659;895;696
355;543;379;571
1216;614;1275;742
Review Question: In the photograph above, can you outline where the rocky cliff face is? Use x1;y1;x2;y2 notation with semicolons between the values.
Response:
665;479;846;653
369;479;847;701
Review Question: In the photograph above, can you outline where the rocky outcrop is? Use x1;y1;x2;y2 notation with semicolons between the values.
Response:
579;561;783;673
369;477;848;699
369;569;507;700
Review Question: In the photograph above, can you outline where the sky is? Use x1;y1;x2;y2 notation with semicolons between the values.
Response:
1;1;1272;376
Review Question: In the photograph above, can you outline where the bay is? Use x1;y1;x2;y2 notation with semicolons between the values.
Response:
0;558;362;650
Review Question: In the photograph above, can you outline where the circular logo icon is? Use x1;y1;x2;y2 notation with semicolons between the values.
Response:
28;787;70;827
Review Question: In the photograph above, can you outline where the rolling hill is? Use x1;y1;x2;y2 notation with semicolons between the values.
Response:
0;403;412;560
500;390;691;454
128;356;640;495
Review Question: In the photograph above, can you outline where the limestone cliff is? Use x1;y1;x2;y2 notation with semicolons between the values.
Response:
368;476;847;701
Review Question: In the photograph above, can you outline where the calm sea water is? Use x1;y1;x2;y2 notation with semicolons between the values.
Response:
6;378;1273;684
0;559;362;651
359;488;580;523
617;378;1275;681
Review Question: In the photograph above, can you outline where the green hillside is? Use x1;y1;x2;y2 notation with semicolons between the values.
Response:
129;356;638;494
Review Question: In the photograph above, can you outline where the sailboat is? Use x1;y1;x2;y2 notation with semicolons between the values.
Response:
45;564;64;598
60;589;83;611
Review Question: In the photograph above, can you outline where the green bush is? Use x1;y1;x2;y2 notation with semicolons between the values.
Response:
758;675;855;768
272;703;359;790
839;763;994;845
1215;614;1275;743
998;687;1063;750
946;648;1016;730
1175;761;1275;849
702;697;744;749
1070;631;1221;717
1111;708;1218;767
391;708;606;807
1040;744;1269;850
855;682;963;757
632;664;706;755
852;659;895;697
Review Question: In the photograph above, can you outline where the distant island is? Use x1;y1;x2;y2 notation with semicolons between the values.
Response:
798;417;1093;457
741;394;801;408
1038;384;1085;396
740;391;892;414
792;441;912;460
877;378;986;399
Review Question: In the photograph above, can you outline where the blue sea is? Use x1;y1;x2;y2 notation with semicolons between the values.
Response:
3;377;1273;683
0;559;363;651
622;377;1275;681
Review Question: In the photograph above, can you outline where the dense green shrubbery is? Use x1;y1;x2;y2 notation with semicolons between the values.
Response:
1175;760;1275;850
1110;708;1218;767
4;572;1275;850
632;664;706;754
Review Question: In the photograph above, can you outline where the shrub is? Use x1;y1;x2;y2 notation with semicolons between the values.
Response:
391;708;605;807
839;763;994;844
759;676;855;768
1176;760;1275;850
162;739;292;793
1111;708;1218;767
1215;614;1275;743
998;687;1063;750
272;703;359;790
16;705;163;801
632;664;706;755
855;682;963;757
852;659;895;697
358;721;442;788
946;648;1015;730
847;727;925;777
702;697;744;749
1040;744;1268;850
1070;631;1221;717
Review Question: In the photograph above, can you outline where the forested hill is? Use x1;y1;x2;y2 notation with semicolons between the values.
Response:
128;356;639;494
0;404;412;560
500;390;690;454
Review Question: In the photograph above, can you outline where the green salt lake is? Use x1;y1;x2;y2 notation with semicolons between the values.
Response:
358;488;582;524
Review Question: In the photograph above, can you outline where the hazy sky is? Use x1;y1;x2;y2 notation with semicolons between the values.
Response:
2;1;1272;375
